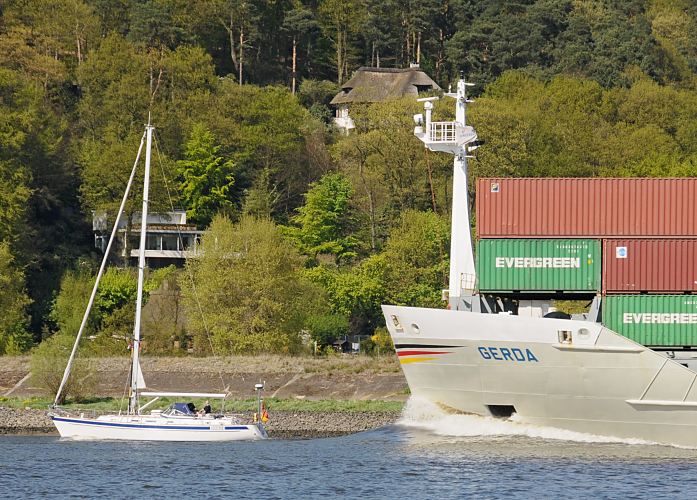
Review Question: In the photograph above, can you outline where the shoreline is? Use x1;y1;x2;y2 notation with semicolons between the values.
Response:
0;407;403;439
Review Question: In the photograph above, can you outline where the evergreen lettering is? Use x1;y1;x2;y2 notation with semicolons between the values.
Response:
623;313;697;324
495;257;581;269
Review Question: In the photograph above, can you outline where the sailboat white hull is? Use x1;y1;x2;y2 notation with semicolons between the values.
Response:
50;414;267;442
384;304;697;447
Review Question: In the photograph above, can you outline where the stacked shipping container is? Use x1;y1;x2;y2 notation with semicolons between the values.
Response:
477;239;601;293
476;178;697;238
475;178;697;347
603;295;697;347
602;239;697;294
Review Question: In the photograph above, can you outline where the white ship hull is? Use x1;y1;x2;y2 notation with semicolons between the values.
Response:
50;414;267;441
383;305;697;447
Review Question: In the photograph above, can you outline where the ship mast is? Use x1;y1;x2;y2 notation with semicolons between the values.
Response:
413;74;479;311
129;122;153;414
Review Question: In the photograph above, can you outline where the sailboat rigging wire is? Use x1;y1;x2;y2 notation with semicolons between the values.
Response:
53;131;148;407
151;132;228;396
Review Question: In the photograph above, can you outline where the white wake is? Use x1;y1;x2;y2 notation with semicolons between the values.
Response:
396;396;654;446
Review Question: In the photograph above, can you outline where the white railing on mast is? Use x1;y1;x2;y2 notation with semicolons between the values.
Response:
429;122;457;142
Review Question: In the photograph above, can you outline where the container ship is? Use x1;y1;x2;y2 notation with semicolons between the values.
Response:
382;76;697;447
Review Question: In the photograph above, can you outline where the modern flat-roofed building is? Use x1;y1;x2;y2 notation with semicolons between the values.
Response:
93;210;203;268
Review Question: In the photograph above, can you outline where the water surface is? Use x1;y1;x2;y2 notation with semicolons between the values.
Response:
2;400;695;499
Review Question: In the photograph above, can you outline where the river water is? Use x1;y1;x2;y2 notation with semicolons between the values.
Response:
2;398;696;499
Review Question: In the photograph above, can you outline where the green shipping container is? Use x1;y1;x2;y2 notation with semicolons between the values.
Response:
603;295;697;347
476;239;601;292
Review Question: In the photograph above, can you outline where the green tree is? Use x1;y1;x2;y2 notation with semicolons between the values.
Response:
242;167;280;218
306;313;349;346
193;81;317;218
378;209;449;307
0;162;32;248
49;265;173;354
283;3;319;94
332;97;443;250
201;0;261;83
0;243;32;354
297;79;340;123
30;333;96;403
181;215;326;354
303;258;385;335
127;0;194;50
0;0;100;88
305;210;448;335
49;267;97;339
177;123;235;226
318;0;367;83
0;66;84;341
76;36;218;264
290;172;358;261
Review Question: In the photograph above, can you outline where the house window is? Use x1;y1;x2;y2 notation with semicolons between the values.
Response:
161;235;178;251
146;234;160;250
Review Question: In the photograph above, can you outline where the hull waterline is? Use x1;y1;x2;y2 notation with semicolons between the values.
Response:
383;304;697;448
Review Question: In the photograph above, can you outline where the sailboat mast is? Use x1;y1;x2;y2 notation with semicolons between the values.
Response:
53;132;147;407
129;123;153;414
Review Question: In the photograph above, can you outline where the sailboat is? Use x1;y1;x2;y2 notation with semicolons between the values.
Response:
382;75;697;448
49;122;268;441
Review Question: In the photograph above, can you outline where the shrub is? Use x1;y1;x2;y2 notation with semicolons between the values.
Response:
306;314;349;346
30;334;97;404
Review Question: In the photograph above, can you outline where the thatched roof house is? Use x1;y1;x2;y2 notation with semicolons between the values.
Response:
331;66;441;131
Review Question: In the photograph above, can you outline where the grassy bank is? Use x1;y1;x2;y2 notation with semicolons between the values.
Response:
0;396;404;413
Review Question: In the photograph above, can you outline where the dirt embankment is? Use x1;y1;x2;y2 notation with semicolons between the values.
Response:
1;355;407;437
1;355;408;401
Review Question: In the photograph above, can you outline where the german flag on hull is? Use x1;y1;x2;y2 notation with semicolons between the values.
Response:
394;344;461;364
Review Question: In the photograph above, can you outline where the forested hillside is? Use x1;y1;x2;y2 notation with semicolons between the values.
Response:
2;0;697;356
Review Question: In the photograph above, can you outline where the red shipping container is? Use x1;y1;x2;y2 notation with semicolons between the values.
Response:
476;178;697;238
602;239;697;294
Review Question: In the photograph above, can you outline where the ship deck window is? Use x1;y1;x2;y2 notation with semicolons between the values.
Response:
558;330;572;344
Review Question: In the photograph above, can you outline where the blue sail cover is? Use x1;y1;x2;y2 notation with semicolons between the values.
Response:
172;402;195;415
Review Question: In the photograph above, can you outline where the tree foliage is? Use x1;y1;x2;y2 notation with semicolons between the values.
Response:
0;243;32;354
50;265;175;354
30;333;96;404
289;172;358;261
6;2;697;349
181;215;326;354
177;123;235;225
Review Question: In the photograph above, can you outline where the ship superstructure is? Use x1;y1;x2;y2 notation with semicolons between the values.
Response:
383;75;697;447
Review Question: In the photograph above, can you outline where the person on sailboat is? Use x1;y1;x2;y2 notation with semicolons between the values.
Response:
199;401;212;416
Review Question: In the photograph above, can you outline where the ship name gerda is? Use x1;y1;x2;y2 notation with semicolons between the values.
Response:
478;346;539;362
